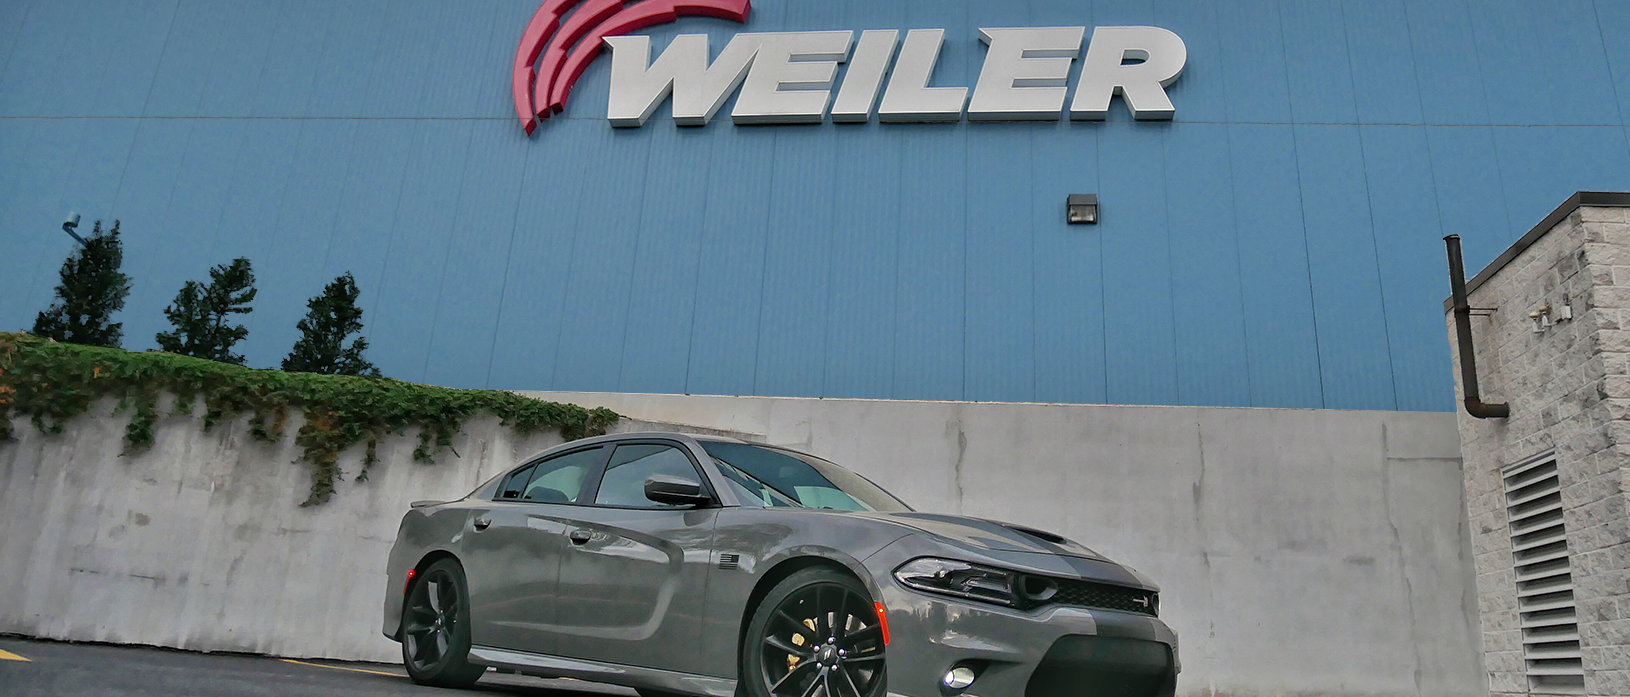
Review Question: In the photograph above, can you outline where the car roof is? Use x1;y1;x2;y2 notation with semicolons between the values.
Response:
597;431;749;444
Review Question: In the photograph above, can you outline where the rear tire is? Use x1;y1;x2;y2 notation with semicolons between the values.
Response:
741;567;887;697
401;558;485;688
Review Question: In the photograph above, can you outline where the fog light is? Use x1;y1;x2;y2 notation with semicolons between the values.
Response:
942;666;977;690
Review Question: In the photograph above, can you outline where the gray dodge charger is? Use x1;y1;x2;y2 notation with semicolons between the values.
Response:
383;432;1178;697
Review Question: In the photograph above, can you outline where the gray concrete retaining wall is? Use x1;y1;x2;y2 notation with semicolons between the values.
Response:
0;396;697;663
524;392;1488;697
1;391;1486;696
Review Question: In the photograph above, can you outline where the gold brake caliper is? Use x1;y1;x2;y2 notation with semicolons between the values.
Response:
789;618;817;671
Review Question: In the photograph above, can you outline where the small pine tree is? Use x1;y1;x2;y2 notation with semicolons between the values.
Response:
155;258;258;364
282;272;381;377
32;220;133;348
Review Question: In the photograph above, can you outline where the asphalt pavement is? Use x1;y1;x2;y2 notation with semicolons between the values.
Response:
0;636;639;697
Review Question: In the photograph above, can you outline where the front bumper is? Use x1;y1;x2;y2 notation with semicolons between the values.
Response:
865;539;1178;697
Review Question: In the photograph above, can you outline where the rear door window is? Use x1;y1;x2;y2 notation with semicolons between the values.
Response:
518;446;602;503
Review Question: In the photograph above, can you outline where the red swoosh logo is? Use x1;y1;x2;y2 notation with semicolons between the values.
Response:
512;0;752;134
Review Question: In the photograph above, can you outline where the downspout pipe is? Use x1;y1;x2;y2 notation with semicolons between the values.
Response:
1445;235;1510;419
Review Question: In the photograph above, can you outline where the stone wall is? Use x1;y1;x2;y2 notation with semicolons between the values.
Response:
1450;199;1630;696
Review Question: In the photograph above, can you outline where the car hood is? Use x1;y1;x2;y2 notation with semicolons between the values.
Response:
861;512;1109;561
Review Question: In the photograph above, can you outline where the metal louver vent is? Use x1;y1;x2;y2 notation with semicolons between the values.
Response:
1504;456;1584;693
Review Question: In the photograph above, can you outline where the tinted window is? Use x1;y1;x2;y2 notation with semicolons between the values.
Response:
498;464;536;500
700;442;909;512
594;444;702;508
518;446;601;503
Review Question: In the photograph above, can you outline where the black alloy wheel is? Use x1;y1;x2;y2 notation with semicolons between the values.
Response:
401;559;485;688
744;567;886;697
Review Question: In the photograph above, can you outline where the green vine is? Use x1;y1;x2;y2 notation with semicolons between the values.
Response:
0;332;620;506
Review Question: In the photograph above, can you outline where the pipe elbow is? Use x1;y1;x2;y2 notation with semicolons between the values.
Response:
1464;399;1510;420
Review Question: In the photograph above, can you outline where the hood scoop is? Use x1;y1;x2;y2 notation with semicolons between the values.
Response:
879;513;1105;559
1002;523;1067;544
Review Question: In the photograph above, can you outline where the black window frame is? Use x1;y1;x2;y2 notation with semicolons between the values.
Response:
581;439;720;510
491;445;613;506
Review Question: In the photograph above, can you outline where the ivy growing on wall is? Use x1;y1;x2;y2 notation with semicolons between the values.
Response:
0;332;620;506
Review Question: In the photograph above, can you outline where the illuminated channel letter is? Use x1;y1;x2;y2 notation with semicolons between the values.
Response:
733;31;854;124
878;29;968;122
1070;26;1187;121
967;27;1086;121
831;30;900;123
604;33;763;127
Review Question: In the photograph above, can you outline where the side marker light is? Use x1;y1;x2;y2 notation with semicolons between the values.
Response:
404;568;416;595
874;602;891;645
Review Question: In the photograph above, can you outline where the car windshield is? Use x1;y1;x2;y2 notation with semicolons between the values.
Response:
699;441;911;512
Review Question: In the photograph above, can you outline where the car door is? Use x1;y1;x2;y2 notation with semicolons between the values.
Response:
552;440;719;674
459;445;609;655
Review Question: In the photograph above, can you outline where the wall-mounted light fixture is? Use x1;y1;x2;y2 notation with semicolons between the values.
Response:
60;212;86;246
1066;194;1098;224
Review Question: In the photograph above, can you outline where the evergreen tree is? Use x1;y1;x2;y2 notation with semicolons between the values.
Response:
282;272;381;377
32;220;132;348
155;258;257;364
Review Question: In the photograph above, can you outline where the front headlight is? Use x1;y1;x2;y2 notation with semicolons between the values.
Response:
893;558;1021;607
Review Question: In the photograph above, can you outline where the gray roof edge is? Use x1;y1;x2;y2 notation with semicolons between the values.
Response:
1442;191;1630;312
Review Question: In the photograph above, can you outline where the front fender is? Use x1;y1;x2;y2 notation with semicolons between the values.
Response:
698;508;915;679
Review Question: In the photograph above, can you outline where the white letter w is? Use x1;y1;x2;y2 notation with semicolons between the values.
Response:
604;34;765;127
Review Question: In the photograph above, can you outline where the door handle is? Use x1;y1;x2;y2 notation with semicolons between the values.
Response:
473;515;492;531
568;529;592;545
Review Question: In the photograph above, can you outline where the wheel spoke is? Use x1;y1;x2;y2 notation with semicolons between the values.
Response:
840;625;881;648
766;634;814;658
799;669;826;697
769;659;818;695
438;582;456;618
776;610;819;642
833;591;854;643
809;586;828;638
426;580;442;613
412;633;437;665
844;654;885;665
435;628;449;658
837;664;865;697
845;641;883;658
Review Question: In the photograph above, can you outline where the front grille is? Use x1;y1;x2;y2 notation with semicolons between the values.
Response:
1048;578;1159;617
1025;636;1174;697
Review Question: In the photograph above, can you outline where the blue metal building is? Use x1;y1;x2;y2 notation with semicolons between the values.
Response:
2;0;1628;411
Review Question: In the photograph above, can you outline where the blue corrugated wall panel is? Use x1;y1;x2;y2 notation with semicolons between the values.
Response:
6;0;1630;412
757;128;839;398
616;127;713;395
1599;3;1630;124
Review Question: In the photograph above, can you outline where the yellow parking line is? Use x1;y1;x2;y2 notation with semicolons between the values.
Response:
0;648;30;662
280;658;400;678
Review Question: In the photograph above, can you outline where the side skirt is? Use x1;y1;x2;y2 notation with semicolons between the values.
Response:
468;645;739;697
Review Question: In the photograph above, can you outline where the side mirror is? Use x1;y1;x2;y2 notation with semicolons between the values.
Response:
644;474;711;507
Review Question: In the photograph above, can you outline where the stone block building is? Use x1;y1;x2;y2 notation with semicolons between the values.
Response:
1449;192;1630;696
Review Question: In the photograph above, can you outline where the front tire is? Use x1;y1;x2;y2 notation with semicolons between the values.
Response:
401;558;485;688
742;567;887;697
